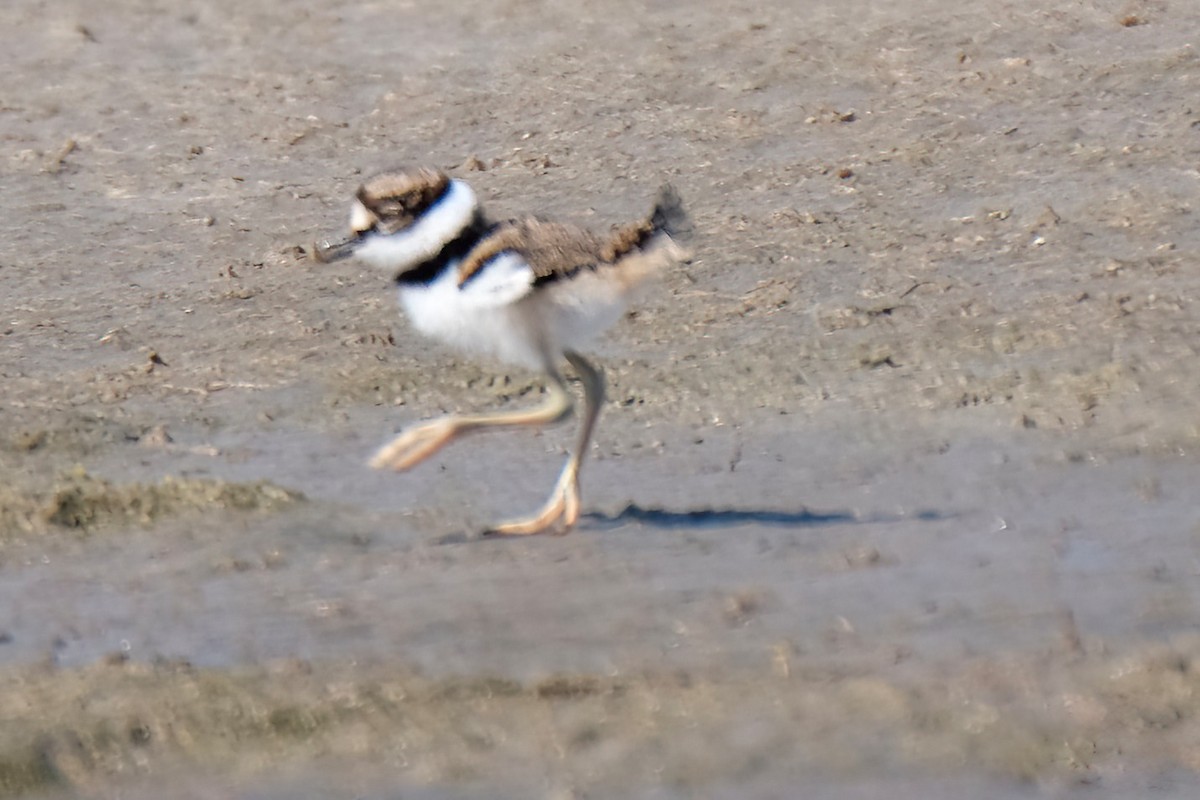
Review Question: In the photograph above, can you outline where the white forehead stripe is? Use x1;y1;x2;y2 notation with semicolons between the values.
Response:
350;201;374;233
353;179;478;272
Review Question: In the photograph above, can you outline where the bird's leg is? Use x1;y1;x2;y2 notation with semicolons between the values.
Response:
486;351;605;536
370;370;574;472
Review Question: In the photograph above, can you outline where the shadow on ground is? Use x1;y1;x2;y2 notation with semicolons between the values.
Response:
585;503;950;530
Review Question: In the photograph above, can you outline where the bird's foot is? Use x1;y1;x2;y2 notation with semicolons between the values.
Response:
484;470;580;536
369;418;459;472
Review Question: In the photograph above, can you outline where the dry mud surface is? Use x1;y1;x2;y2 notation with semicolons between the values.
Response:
3;0;1200;797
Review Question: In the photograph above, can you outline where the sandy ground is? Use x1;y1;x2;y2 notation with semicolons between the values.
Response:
4;0;1200;796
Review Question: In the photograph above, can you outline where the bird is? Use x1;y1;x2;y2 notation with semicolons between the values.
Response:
312;167;689;535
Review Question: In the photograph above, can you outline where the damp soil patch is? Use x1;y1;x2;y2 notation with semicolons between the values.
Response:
0;470;304;539
2;639;1200;797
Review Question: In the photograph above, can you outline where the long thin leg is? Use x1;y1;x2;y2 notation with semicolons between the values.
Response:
370;369;574;472
486;350;606;536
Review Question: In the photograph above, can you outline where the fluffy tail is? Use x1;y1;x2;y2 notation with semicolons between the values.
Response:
649;184;691;241
600;184;692;265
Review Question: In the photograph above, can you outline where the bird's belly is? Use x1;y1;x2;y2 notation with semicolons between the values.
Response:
397;264;636;370
535;271;631;352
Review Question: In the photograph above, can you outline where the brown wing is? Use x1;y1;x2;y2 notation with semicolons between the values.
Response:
456;186;687;287
456;217;662;287
456;219;598;286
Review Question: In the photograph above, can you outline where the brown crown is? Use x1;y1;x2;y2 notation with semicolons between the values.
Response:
355;168;451;233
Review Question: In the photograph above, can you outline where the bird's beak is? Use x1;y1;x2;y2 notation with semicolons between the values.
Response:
310;233;361;264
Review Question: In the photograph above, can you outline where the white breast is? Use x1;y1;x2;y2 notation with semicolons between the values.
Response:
398;264;544;369
397;251;648;371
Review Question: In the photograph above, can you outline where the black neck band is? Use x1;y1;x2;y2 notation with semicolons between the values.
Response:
394;212;491;286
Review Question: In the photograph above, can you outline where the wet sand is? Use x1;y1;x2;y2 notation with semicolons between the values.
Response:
3;0;1200;796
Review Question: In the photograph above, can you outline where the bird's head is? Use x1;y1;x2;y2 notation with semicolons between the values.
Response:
311;167;479;273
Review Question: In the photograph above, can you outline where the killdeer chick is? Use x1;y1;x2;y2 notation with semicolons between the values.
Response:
313;168;689;535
